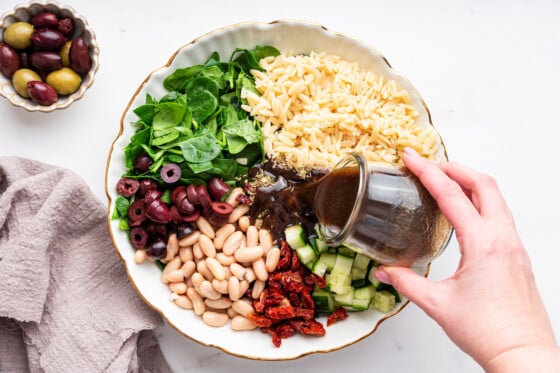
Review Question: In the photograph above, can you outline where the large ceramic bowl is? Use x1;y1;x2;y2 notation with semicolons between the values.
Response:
106;20;447;360
0;1;99;112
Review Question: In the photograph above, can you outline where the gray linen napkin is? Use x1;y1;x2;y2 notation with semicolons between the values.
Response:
0;156;172;373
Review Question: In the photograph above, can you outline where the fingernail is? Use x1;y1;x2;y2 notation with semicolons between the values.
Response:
404;147;420;158
374;268;391;284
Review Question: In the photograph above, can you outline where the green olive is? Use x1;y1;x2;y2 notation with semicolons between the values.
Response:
60;41;72;67
3;22;34;49
46;67;81;95
12;68;41;98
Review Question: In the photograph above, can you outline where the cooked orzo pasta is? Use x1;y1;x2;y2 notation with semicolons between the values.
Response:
241;51;440;173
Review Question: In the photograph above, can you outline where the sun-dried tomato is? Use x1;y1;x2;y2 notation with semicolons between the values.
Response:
327;306;349;326
250;239;327;347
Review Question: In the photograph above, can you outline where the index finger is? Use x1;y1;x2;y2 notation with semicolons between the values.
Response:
402;149;481;232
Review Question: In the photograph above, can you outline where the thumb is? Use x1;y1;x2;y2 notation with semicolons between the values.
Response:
375;266;442;318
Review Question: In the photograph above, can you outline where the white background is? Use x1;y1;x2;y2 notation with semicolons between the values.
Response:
2;0;559;371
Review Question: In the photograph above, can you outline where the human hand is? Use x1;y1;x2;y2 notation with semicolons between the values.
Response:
374;148;559;371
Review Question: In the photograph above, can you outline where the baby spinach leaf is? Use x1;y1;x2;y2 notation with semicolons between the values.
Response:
163;65;203;92
189;90;218;124
179;133;221;163
185;76;219;98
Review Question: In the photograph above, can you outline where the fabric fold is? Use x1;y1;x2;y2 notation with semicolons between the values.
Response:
0;156;171;373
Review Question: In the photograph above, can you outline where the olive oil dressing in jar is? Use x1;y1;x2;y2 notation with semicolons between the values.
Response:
298;153;453;267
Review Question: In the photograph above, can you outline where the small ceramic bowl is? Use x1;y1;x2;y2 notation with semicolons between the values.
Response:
0;1;99;112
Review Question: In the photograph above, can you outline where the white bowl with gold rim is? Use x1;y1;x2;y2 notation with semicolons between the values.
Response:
106;19;447;360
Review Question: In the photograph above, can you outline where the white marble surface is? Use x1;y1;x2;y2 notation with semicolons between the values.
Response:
2;0;559;371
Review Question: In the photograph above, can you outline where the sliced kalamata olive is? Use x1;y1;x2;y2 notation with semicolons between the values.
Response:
133;154;153;173
137;179;158;198
186;184;199;205
129;227;148;249
171;185;188;206
160;163;181;184
207;201;233;226
146;199;171;224
146;237;167;258
211;201;233;216
182;210;200;223
178;196;195;215
143;189;162;205
169;205;183;224
128;200;147;221
145;223;168;238
116;178;139;197
176;222;196;240
208;177;231;201
196;185;212;208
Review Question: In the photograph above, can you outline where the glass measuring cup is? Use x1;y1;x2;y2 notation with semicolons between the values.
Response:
308;153;453;267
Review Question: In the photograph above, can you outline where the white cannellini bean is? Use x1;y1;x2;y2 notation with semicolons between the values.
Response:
222;231;244;255
180;260;196;279
187;288;206;315
228;204;250;224
229;262;247;280
258;229;273;252
163;233;179;262
225;187;244;207
199;280;222;300
231;299;254;317
230;315;256;331
191;272;205;288
134;249;147;264
193;242;204;260
202;311;229;327
199;234;217;258
197;259;214;281
239;280;250;297
179;246;194;262
196;216;215;239
234;246;264;262
228;276;241;301
216;252;235;266
169;282;187;295
246;226;259;247
204;297;232;309
214;224;236;249
237;216;250;232
252;258;268;282
174;295;193;309
243;268;256;283
265;247;281;272
251;280;266;299
212;279;229;294
205;257;226;280
162;256;181;283
227;307;239;319
179;231;201;247
166;269;184;283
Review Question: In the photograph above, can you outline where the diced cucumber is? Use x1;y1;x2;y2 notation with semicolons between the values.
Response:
374;290;396;313
332;255;354;275
328;271;352;294
312;288;334;314
367;266;383;289
334;290;354;306
351;297;372;310
284;224;307;249
354;284;376;300
352;253;370;270
314;238;329;253
337;245;356;258
351;266;368;281
351;279;367;288
296;244;317;268
317;252;337;272
312;260;329;277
